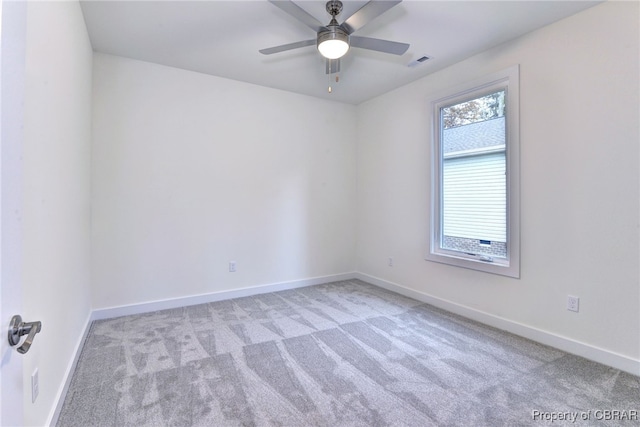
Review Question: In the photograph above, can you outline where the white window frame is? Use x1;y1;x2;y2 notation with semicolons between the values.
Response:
426;65;520;278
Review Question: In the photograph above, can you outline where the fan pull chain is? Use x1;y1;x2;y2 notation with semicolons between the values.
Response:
328;60;339;93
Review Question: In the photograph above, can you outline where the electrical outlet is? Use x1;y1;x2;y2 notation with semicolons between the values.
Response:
31;368;39;403
567;295;579;312
229;261;236;273
388;257;393;267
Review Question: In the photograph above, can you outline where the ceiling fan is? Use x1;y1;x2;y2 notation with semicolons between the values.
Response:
260;0;409;75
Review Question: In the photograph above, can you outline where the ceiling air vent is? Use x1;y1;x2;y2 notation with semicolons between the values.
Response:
408;55;431;67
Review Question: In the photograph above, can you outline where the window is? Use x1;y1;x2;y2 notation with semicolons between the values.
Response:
426;66;520;278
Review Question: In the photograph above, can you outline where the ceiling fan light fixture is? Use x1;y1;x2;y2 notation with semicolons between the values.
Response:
317;27;349;59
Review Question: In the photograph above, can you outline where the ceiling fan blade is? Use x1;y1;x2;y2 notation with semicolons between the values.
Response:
341;0;402;34
326;58;341;74
350;36;409;55
259;39;316;55
268;0;326;33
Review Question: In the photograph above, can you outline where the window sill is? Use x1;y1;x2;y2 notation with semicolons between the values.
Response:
425;250;520;278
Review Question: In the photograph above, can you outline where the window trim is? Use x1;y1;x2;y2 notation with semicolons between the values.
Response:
426;65;520;278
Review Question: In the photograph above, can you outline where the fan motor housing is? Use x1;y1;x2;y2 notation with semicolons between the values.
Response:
317;25;349;49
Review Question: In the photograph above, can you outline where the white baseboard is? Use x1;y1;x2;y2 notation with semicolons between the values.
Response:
356;272;640;376
47;311;93;427
91;272;358;321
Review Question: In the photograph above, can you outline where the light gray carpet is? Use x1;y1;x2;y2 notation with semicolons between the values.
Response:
57;279;639;426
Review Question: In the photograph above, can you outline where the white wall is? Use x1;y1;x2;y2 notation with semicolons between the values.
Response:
91;53;357;309
356;1;639;365
22;1;93;425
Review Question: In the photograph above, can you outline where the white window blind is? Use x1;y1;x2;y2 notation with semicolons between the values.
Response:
442;152;506;243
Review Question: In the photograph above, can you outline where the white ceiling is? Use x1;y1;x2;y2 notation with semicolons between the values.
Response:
80;0;601;105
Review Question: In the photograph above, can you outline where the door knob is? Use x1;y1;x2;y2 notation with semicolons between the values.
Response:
8;315;42;354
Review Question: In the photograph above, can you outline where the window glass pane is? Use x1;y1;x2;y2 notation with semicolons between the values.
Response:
440;90;506;259
442;91;505;130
